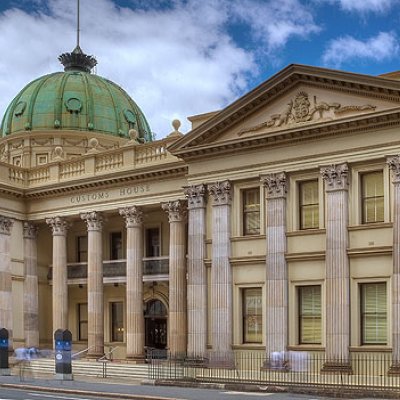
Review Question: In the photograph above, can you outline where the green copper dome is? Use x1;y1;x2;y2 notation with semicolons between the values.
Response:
1;47;152;141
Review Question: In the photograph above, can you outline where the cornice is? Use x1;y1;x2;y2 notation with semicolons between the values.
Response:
169;64;400;155
170;107;400;161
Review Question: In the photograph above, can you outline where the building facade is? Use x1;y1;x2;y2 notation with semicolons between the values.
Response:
1;48;400;372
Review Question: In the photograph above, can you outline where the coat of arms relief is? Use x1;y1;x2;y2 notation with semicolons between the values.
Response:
238;91;376;136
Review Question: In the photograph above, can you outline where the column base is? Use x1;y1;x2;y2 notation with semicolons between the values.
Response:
321;361;352;374
208;351;235;368
388;363;400;375
55;373;73;381
0;368;10;376
126;355;146;364
87;352;104;360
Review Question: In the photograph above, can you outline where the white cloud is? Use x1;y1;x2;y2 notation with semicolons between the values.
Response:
322;32;399;68
318;0;395;13
0;0;320;138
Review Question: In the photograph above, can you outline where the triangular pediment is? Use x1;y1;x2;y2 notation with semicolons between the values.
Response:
169;64;400;158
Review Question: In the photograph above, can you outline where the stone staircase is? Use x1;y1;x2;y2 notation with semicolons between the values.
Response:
11;357;151;381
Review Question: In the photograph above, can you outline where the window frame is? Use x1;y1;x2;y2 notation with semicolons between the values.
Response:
298;285;322;345
242;287;263;344
77;235;88;263
145;226;161;257
242;187;261;236
110;301;124;342
298;179;319;230
360;282;388;345
77;302;88;341
110;231;123;260
360;170;384;225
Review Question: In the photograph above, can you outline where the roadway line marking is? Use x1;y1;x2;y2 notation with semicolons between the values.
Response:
223;392;273;396
29;393;95;400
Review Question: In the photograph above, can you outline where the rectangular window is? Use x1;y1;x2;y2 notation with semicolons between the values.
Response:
110;232;123;260
299;180;319;230
361;171;384;224
361;283;387;345
77;235;88;263
298;285;321;344
242;288;262;343
111;302;124;342
242;188;261;236
145;228;160;257
78;303;88;341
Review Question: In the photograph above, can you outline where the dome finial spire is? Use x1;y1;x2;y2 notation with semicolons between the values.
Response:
58;0;97;73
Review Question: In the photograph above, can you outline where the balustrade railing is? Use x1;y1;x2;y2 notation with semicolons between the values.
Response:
47;257;169;280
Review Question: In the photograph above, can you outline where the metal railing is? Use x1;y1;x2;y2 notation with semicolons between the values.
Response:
148;351;400;394
97;346;120;378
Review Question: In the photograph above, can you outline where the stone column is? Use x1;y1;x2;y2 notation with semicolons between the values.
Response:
119;206;144;361
321;163;351;372
162;200;187;357
387;156;400;374
0;217;13;349
81;211;104;358
46;216;69;336
208;181;233;366
23;222;39;348
184;184;208;358
260;173;288;362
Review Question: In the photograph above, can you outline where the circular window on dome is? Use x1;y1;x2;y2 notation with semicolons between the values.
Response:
65;97;82;113
124;109;137;126
14;101;26;117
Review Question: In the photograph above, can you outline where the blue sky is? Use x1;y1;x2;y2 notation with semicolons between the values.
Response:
0;0;398;137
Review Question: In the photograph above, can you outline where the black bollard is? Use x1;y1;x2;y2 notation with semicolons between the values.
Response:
0;328;10;375
54;329;73;380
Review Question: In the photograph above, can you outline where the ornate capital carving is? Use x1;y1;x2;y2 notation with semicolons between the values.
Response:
46;216;69;236
0;216;13;235
321;163;349;191
23;222;38;239
162;200;187;223
119;206;143;228
387;155;400;183
208;180;232;205
261;172;287;199
80;211;103;231
184;184;207;209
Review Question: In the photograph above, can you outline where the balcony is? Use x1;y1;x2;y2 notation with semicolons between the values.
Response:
47;256;169;282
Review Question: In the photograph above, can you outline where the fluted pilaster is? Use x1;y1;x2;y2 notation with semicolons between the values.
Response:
120;206;144;360
261;173;287;358
162;200;187;357
0;216;13;349
208;181;233;365
321;163;351;371
388;156;400;373
46;216;69;337
184;184;207;357
23;222;39;348
81;211;104;358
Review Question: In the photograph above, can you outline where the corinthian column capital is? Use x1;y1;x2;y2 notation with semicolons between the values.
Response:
162;200;187;223
184;184;207;209
320;163;349;191
119;206;143;228
80;211;103;231
46;216;69;236
0;216;13;235
261;172;287;199
208;180;231;205
23;222;38;239
387;155;400;184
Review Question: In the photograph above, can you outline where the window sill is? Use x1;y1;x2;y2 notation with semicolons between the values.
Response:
348;222;392;231
286;229;326;237
287;345;324;352
350;346;391;352
232;344;264;350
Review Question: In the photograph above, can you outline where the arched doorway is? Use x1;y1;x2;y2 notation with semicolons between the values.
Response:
144;299;167;350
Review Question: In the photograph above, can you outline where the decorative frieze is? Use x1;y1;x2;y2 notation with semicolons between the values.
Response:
184;184;207;209
0;216;13;236
80;211;103;231
261;172;287;199
208;180;231;206
320;163;349;191
162;200;187;222
46;216;69;236
119;206;143;228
